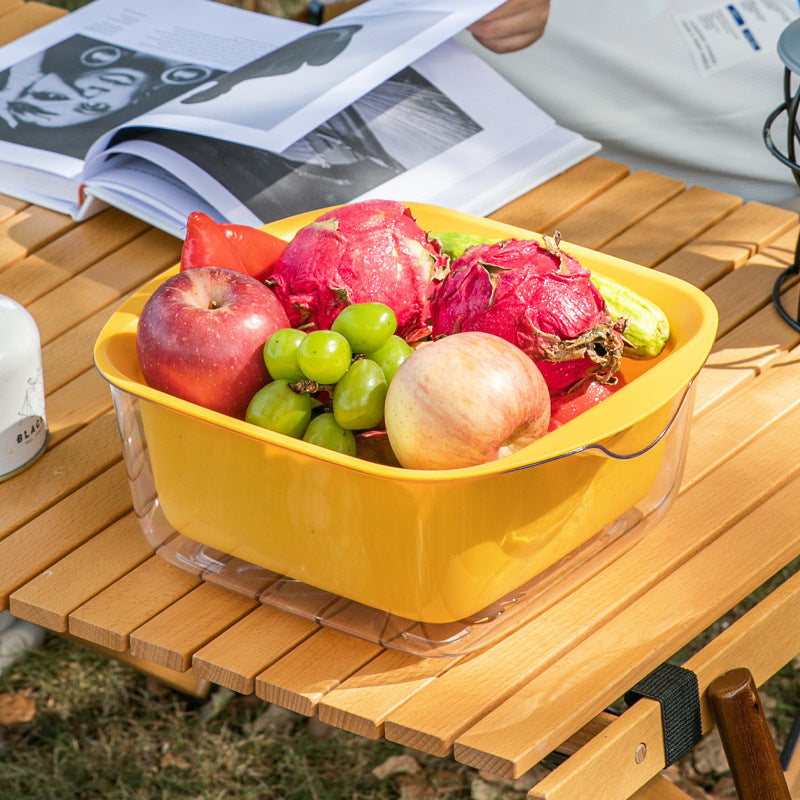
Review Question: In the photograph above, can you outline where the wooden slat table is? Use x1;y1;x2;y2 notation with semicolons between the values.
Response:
4;3;800;798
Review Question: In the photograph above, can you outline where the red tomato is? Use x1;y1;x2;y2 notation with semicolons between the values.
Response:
548;374;627;431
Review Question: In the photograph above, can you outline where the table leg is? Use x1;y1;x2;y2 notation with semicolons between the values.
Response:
707;668;791;800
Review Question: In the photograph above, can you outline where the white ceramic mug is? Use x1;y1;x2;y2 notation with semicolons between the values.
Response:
0;295;48;481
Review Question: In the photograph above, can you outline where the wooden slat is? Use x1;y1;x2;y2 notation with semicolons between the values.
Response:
683;342;800;491
706;236;799;338
9;512;152;631
255;629;382;715
691;288;800;418
545;170;685;250
0;2;64;47
0;1;24;19
191;605;319;695
45;368;115;446
199;555;279;599
490;156;629;233
538;700;664;800
318;649;458;739
555;713;616;758
0;192;26;221
0;206;75;270
655;203;797;288
42;300;136;393
0;462;131;609
380;397;800;759
27;228;180;344
453;470;800;779
531;549;800;800
68;556;200;652
129;583;257;672
602;186;742;267
0;412;121;535
0;209;149;307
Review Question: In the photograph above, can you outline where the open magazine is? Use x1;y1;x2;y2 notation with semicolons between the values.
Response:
0;0;599;239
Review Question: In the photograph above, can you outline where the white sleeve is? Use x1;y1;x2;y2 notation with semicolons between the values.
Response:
458;0;800;208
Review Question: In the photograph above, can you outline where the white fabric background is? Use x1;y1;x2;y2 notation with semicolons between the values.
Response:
459;0;800;209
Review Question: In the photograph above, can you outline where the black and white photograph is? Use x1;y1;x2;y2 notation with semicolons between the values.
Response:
0;34;220;159
179;24;364;107
110;64;483;223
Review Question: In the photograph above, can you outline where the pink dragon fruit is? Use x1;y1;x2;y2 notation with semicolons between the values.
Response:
430;236;624;396
267;200;446;342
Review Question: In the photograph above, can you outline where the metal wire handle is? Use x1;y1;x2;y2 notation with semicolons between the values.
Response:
763;66;800;333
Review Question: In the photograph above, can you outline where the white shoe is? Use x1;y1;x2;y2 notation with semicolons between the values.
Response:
0;610;16;635
0;615;46;674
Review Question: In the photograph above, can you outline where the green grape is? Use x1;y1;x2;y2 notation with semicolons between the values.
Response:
332;358;388;431
331;302;397;354
296;329;352;384
303;412;357;456
246;380;312;439
263;328;306;381
364;334;413;384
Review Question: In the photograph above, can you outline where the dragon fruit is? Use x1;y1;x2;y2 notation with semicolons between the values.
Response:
430;236;624;396
267;200;446;342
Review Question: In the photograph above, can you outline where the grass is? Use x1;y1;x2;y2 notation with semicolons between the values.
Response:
0;636;485;800
39;0;94;10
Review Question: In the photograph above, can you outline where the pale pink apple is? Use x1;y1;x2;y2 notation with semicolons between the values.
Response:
384;331;550;470
136;266;289;419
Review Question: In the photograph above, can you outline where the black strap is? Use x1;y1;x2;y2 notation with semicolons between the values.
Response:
624;663;702;766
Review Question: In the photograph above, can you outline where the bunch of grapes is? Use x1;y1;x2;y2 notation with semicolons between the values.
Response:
245;302;413;455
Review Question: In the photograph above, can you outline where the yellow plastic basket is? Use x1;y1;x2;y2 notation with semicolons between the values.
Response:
94;204;718;624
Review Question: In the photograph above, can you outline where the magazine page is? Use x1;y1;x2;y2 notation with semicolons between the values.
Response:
81;138;265;235
81;41;598;236
0;161;78;215
77;152;232;235
0;0;305;202
84;0;508;160
418;127;599;215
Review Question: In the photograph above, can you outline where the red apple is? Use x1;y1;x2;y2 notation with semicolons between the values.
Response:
136;266;290;418
384;331;550;470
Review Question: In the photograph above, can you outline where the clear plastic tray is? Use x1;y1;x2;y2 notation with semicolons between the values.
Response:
109;379;695;657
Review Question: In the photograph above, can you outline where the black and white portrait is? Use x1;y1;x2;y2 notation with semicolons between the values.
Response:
0;35;220;158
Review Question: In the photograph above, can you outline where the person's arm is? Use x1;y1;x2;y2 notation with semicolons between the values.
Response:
468;0;550;53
